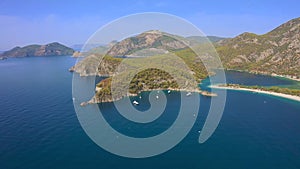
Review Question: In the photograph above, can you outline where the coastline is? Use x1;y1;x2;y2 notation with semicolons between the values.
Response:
210;85;300;102
80;88;217;106
222;68;300;82
75;69;299;106
271;74;300;82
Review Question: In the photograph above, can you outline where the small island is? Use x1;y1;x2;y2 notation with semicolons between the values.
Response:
0;42;74;58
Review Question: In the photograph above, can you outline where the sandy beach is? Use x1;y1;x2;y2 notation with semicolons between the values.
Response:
210;85;300;102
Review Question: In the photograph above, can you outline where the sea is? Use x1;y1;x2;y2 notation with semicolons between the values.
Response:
0;56;300;169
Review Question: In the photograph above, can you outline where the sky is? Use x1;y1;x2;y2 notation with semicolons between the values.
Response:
0;0;299;50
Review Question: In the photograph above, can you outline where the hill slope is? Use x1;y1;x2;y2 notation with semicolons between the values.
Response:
216;17;300;78
106;30;188;57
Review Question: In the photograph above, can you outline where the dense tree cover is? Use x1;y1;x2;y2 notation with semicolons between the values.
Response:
95;68;179;100
128;68;178;93
95;47;206;102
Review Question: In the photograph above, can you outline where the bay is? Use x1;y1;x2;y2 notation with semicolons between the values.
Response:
0;56;300;169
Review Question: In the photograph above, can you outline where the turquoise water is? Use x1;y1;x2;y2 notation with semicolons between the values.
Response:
0;56;300;169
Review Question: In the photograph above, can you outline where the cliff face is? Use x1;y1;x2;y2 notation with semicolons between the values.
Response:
216;17;300;77
1;42;74;57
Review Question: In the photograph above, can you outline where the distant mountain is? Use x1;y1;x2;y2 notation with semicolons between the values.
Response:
216;17;300;77
71;44;103;52
1;42;74;57
186;36;226;44
71;31;209;77
104;31;226;58
73;17;300;79
106;30;188;57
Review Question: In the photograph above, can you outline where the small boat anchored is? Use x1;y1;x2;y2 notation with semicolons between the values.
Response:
186;92;192;96
133;100;139;105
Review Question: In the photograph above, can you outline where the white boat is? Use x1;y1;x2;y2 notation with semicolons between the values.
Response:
133;100;139;105
156;95;159;99
167;90;171;94
186;92;192;96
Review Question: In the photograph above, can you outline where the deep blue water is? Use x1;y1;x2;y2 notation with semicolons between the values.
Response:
0;56;300;169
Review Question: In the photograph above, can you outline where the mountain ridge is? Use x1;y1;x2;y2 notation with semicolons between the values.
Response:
216;17;300;78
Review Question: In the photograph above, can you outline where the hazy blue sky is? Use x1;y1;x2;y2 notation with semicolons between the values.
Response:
0;0;299;50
